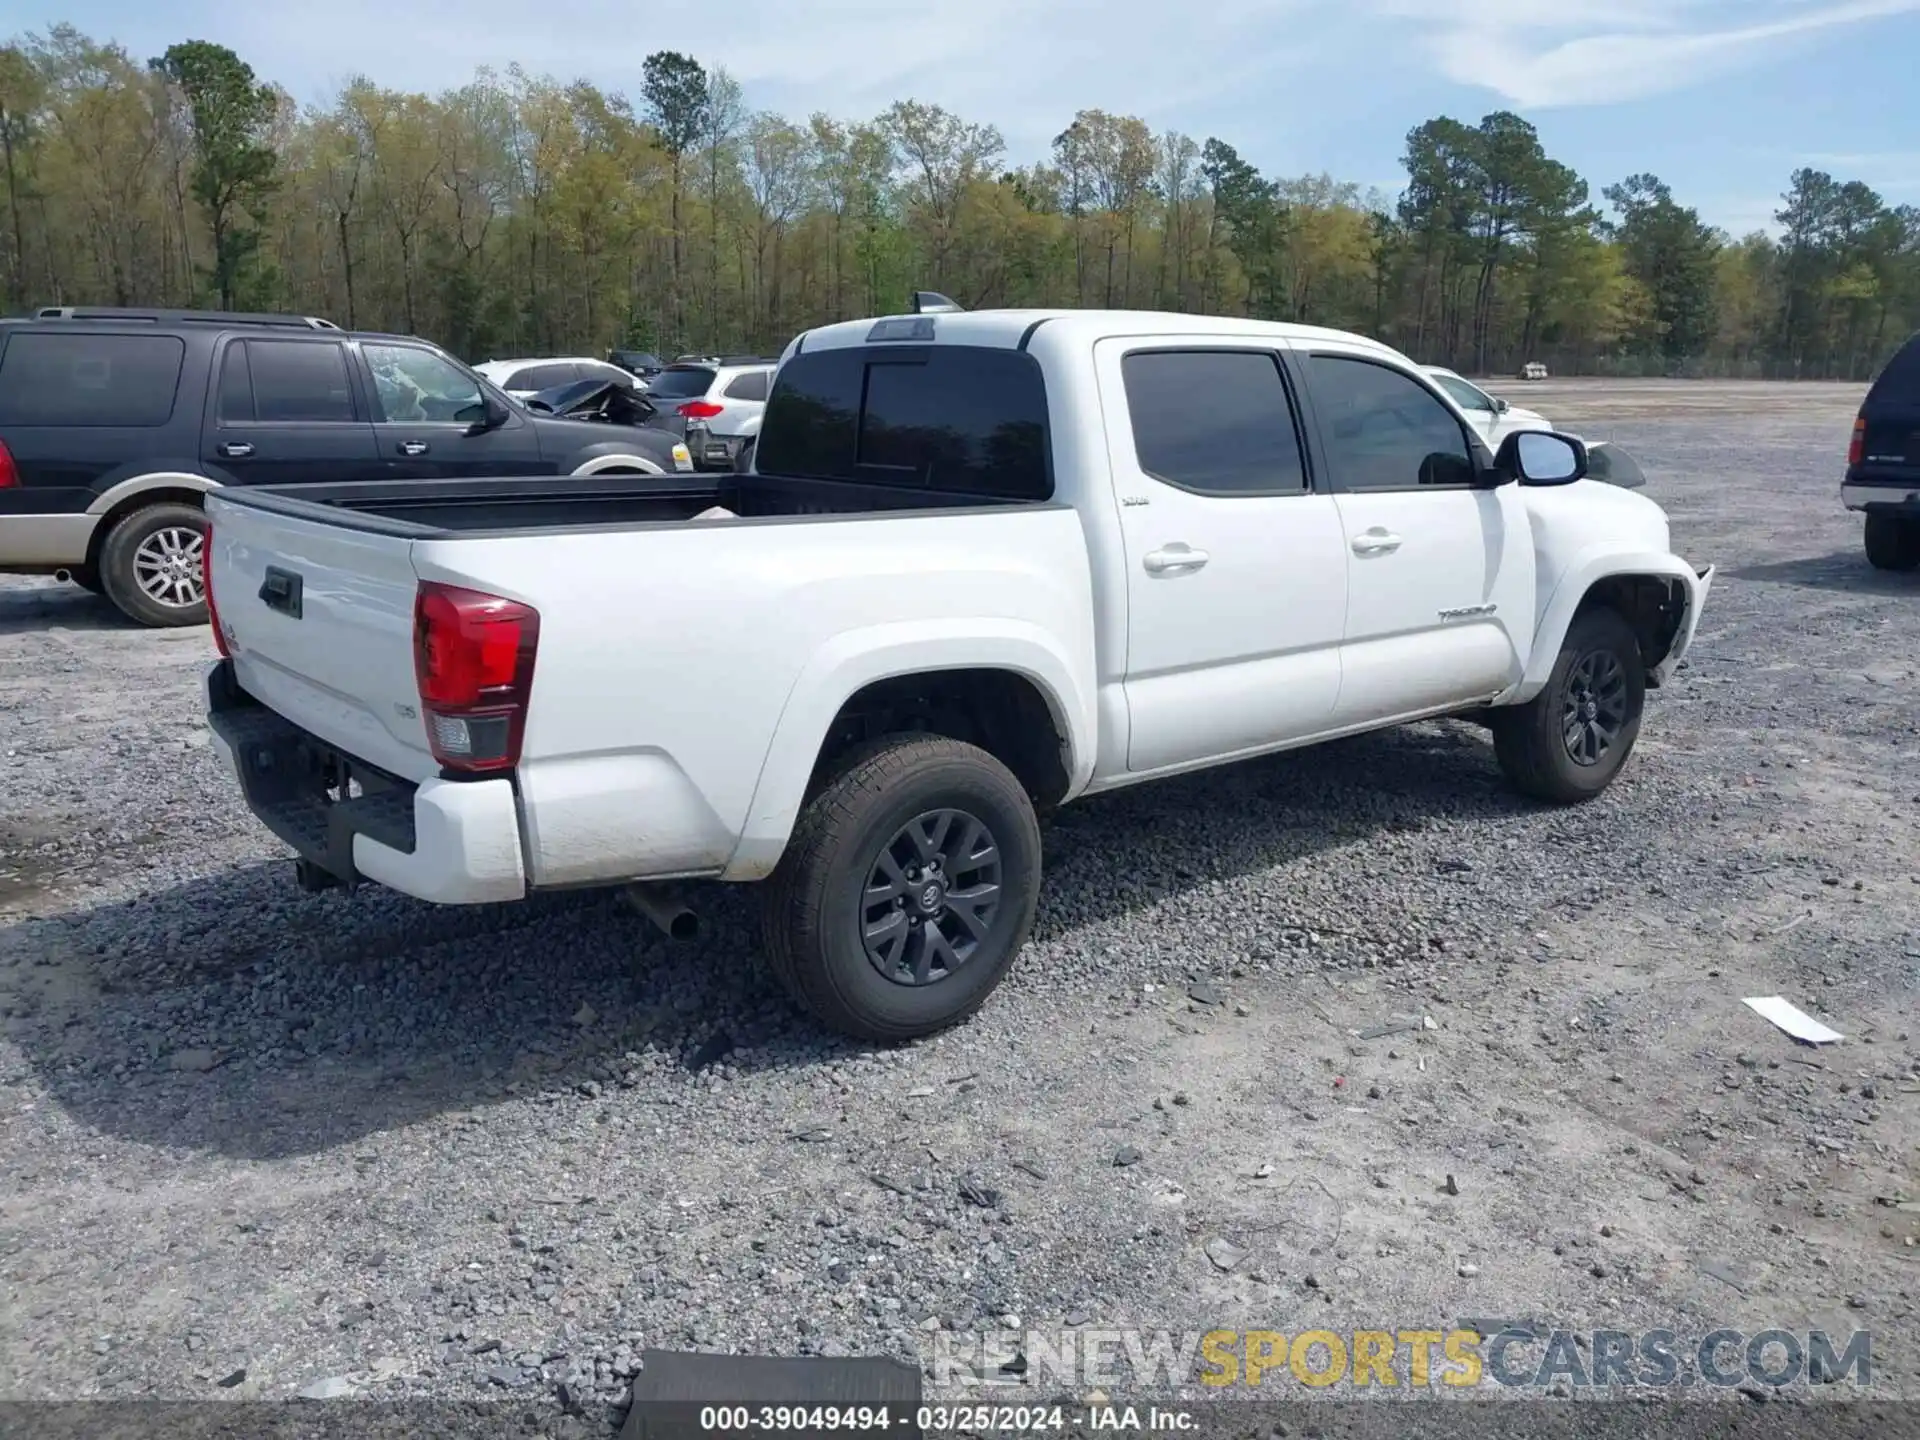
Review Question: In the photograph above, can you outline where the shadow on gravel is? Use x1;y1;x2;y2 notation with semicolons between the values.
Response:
0;583;135;635
1729;551;1920;595
0;720;1526;1160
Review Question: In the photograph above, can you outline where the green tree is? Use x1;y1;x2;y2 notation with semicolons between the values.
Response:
640;50;707;343
150;39;277;308
1602;173;1721;367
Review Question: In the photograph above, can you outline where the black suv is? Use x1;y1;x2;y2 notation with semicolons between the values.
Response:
0;307;693;625
1845;330;1920;570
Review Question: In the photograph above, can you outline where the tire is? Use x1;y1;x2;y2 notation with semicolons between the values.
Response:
761;734;1043;1042
68;565;104;595
1491;605;1646;804
1864;513;1920;572
98;501;208;628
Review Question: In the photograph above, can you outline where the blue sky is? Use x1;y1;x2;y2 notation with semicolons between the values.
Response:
28;0;1920;235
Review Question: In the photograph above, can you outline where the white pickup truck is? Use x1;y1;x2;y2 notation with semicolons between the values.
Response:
202;306;1715;1041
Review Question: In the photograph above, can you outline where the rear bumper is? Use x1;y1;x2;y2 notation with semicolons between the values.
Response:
0;513;95;571
206;660;526;904
1842;479;1920;514
684;422;748;471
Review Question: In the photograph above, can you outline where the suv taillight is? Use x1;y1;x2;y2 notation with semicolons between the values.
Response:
0;439;18;488
1848;414;1865;468
413;581;539;774
203;523;230;658
677;400;724;420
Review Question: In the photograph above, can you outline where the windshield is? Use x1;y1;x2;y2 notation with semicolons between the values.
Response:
645;366;717;400
1431;372;1494;412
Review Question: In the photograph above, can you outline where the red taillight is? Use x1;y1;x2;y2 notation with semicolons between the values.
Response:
0;438;18;488
677;400;724;420
412;581;539;774
1848;414;1865;467
203;523;230;658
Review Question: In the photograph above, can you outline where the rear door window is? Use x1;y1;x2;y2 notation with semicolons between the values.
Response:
244;340;358;423
1121;349;1307;495
759;346;1051;499
0;332;185;426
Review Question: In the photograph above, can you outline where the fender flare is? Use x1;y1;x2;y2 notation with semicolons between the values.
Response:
86;470;221;514
571;452;665;476
1507;548;1709;702
721;620;1098;880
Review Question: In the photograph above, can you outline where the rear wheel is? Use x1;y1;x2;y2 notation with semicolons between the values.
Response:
1491;606;1646;804
761;735;1042;1041
99;501;207;627
1864;513;1920;571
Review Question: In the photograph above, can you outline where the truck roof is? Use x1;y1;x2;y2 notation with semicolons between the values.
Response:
788;308;1406;361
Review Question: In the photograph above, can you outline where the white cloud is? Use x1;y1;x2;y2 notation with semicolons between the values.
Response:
1374;0;1920;108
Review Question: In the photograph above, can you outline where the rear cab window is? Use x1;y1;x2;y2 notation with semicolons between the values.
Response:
0;331;186;427
757;345;1051;500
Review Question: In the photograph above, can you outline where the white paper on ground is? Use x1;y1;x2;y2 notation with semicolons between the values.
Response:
691;505;739;521
1742;995;1844;1046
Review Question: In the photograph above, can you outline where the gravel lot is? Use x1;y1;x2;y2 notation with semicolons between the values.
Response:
2;378;1916;1422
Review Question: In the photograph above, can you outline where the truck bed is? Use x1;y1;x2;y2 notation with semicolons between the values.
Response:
221;471;1041;539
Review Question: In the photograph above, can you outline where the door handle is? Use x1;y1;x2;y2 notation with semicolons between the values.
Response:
397;441;430;456
217;442;253;459
1351;529;1403;555
1142;545;1210;575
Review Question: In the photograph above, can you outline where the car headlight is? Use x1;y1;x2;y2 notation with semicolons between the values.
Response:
672;443;692;470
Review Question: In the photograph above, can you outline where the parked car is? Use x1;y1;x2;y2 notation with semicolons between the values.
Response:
201;301;1714;1041
608;349;666;380
1843;329;1920;570
0;306;692;626
1422;366;1551;449
1520;361;1550;381
640;357;777;471
472;355;647;401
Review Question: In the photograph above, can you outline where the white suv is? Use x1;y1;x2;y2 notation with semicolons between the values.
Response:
473;356;645;400
643;357;776;470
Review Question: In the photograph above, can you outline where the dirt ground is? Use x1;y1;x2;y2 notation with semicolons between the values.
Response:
0;378;1914;1423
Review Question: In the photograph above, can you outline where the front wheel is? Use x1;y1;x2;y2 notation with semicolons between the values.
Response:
1864;513;1920;571
1491;606;1646;804
761;735;1042;1041
99;501;208;627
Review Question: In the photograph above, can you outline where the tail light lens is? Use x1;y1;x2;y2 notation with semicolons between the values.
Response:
677;400;724;420
203;523;230;658
0;438;18;488
1847;414;1865;467
413;581;539;774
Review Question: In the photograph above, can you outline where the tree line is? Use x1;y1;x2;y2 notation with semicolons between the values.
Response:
1;26;1915;379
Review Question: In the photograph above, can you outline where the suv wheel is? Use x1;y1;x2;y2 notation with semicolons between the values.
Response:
1864;513;1920;572
761;735;1042;1041
100;501;208;627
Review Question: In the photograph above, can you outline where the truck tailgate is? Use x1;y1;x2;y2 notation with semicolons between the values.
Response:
206;492;434;781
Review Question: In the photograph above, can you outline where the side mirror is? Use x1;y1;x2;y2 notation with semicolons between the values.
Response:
466;393;510;434
1494;429;1587;486
1493;397;1510;413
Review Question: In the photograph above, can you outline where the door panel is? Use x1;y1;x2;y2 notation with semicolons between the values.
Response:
1301;350;1534;726
201;337;382;487
1096;338;1348;775
360;341;548;479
